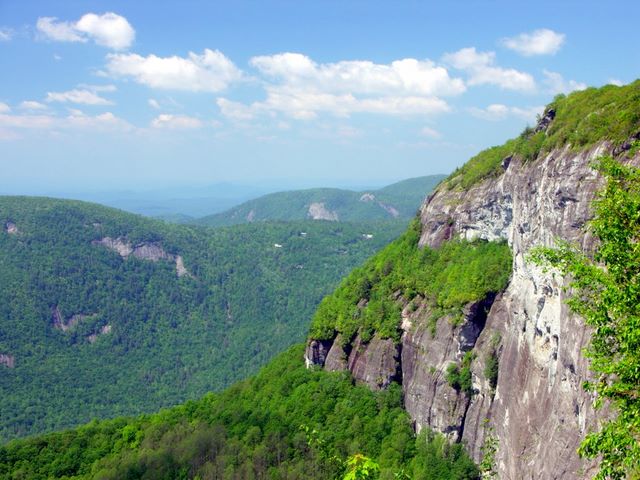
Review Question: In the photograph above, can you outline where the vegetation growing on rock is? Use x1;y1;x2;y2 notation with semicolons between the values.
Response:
310;218;512;344
446;80;640;190
531;157;640;479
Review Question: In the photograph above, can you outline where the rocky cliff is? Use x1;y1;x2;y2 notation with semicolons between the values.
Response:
306;86;640;479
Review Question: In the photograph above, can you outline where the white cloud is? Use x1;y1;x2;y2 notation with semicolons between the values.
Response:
78;83;117;92
543;70;587;94
443;47;536;91
148;99;161;109
150;114;203;129
46;89;113;105
19;101;48;110
217;98;255;120
0;110;131;132
106;49;242;92
217;52;460;120
36;12;134;50
608;78;624;87
65;110;132;130
420;126;441;138
250;53;466;97
501;29;565;56
37;17;85;42
470;103;544;122
0;28;13;41
0;102;10;113
218;89;450;121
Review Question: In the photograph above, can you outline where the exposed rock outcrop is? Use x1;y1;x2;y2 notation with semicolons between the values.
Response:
4;221;18;234
0;354;15;368
360;193;376;202
307;202;339;221
93;237;190;277
377;202;400;218
87;324;112;344
52;306;97;332
306;139;640;479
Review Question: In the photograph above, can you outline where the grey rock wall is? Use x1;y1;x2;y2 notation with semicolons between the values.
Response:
306;138;639;479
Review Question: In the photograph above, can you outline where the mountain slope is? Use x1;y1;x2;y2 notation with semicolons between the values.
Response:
197;175;445;226
306;81;640;479
0;196;405;441
0;345;479;480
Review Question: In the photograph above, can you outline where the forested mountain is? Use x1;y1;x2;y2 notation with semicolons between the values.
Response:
0;346;479;480
0;196;405;441
2;82;639;480
196;175;445;227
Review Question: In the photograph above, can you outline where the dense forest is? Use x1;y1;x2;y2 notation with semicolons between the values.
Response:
0;345;479;480
0;196;406;441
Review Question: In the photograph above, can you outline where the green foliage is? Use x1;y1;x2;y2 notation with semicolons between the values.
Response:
530;157;640;479
0;196;406;442
478;424;498;479
198;175;445;227
446;80;640;189
445;352;475;397
343;454;380;480
483;332;501;391
0;345;479;480
310;219;512;344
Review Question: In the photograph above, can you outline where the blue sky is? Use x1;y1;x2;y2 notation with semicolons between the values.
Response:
1;0;638;192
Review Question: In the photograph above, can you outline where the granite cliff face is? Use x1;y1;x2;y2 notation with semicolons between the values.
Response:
306;128;639;478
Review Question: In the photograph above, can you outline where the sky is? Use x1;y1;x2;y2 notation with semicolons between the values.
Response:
1;0;639;193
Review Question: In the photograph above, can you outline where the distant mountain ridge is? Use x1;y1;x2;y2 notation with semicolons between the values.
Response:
196;175;446;226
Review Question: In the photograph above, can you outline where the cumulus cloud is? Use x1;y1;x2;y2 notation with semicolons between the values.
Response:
608;78;624;87
469;103;544;122
105;49;242;92
19;101;48;110
543;70;587;94
443;47;536;91
0;102;10;113
148;99;161;109
46;89;113;105
150;114;203;129
36;12;134;50
501;29;565;56
420;126;441;138
250;53;466;97
218;53;460;120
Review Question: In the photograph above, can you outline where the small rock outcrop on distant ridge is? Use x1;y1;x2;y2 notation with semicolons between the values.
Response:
307;202;339;221
93;237;190;277
4;221;18;234
0;354;15;368
306;134;640;478
51;307;96;332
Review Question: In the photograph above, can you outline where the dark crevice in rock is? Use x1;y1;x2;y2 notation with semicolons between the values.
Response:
458;293;496;354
